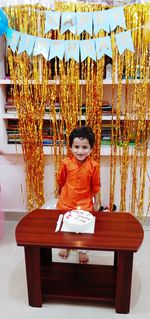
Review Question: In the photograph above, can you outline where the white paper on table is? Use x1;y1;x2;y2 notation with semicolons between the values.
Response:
60;217;96;234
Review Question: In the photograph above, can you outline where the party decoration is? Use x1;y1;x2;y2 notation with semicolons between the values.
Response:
49;40;65;60
77;12;93;36
33;37;50;60
18;33;36;55
6;28;20;53
45;11;60;34
143;18;150;43
65;40;79;62
115;30;135;54
95;36;112;59
6;28;135;61
44;6;127;36
80;39;96;62
109;6;126;31
0;8;8;36
61;12;76;35
4;1;150;219
93;10;110;34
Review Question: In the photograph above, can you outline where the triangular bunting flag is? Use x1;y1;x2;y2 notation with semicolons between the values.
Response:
93;10;110;34
6;28;20;53
80;39;96;62
65;40;79;62
33;37;50;60
109;7;126;31
95;36;112;59
61;12;76;35
49;40;65;60
77;12;93;36
18;33;36;55
45;11;60;34
115;30;134;55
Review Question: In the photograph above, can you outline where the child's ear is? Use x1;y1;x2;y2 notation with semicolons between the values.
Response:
89;148;93;155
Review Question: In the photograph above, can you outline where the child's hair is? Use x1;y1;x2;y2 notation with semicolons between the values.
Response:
69;126;95;148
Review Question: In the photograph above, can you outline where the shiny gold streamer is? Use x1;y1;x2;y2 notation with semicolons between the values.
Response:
4;2;150;216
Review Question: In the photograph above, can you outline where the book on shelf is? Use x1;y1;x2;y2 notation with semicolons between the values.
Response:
80;102;112;114
7;132;20;137
102;101;112;113
45;102;61;113
81;104;86;114
8;139;21;144
43;139;66;146
5;103;16;113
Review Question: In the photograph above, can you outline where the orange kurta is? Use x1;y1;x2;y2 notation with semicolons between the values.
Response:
56;156;100;211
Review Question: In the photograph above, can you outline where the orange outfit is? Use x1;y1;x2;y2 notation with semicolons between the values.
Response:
56;156;100;211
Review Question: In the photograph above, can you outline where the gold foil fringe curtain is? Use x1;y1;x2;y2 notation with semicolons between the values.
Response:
5;2;150;215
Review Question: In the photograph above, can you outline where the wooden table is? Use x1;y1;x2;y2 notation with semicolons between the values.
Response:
15;209;144;313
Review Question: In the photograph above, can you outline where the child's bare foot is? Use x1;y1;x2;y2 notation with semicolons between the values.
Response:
79;252;89;264
59;249;70;260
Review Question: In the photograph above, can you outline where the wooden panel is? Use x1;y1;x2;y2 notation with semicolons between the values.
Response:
15;210;144;313
116;252;133;313
24;246;42;307
16;210;144;252
41;262;116;305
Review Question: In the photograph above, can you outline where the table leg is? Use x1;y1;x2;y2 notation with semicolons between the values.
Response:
114;251;118;269
115;251;133;314
24;246;42;307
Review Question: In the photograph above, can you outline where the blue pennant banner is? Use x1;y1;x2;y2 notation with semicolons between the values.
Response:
61;12;76;35
33;37;50;60
49;40;65;60
44;7;126;36
6;28;135;61
95;36;112;59
93;10;110;34
65;40;79;62
80;39;96;62
77;12;93;36
45;11;60;34
115;30;134;54
109;7;126;31
18;33;36;55
6;28;20;53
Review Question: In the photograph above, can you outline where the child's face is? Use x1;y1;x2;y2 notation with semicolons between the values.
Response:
71;137;92;162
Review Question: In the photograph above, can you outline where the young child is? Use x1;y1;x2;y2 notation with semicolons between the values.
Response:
56;126;100;264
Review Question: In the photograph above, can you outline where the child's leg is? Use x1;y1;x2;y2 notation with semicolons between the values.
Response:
78;250;89;264
59;249;70;259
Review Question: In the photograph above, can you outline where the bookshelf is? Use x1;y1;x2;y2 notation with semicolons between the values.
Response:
1;78;150;156
1;80;150;155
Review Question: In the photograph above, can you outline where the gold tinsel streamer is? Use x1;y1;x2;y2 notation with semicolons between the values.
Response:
4;2;150;216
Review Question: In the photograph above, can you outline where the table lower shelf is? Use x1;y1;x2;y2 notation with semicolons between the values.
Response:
41;262;117;305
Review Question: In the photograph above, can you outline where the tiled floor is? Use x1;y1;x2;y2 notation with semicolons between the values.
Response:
0;219;150;319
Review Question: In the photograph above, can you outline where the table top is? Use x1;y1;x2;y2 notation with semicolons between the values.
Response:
15;209;144;252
